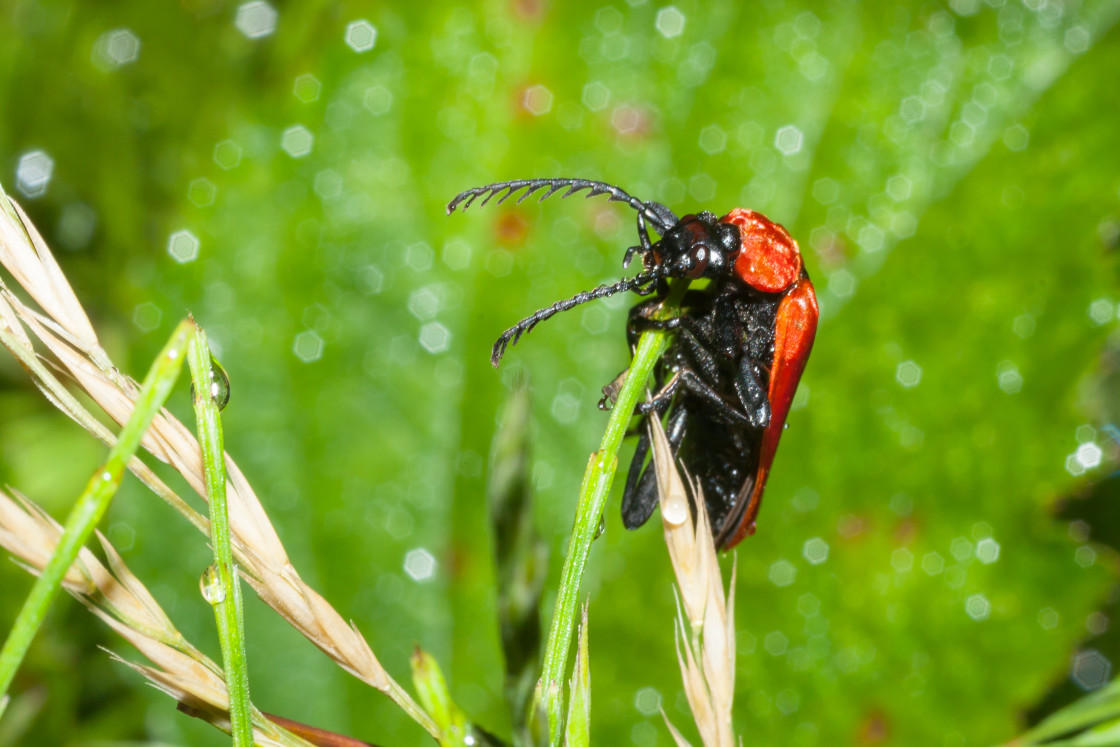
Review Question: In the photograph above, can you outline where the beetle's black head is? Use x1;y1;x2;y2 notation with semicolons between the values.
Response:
646;211;740;281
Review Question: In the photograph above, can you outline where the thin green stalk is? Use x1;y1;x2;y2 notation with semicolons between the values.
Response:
187;327;251;747
1016;679;1120;745
535;281;688;744
0;319;194;700
563;605;591;747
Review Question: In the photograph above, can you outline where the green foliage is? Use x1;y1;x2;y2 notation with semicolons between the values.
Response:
1;0;1119;745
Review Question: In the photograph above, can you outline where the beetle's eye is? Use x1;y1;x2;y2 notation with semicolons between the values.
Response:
687;245;709;278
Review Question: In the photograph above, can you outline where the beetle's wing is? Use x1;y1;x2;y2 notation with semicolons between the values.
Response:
718;275;818;549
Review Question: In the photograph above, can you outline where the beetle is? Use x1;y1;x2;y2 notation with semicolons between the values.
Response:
447;178;818;548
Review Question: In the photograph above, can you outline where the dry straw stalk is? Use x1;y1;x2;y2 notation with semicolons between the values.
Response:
0;187;437;738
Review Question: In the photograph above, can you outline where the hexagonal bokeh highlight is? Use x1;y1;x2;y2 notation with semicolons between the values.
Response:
890;547;913;572
996;360;1022;394
921;551;944;575
292;330;324;362
293;73;322;103
763;630;788;656
768;559;797;587
774;124;804;155
280;125;314;158
633;687;661;716
828;269;856;299
1088;298;1114;325
419;322;451;354
899;96;924;123
364;85;393;115
896;360;922;388
796;593;820;618
1003;124;1029;152
886;174;912;202
93;28;141;69
1075;442;1103;470
698;124;726;155
655;6;685;38
343;19;377;52
1071;649;1111;691
188;178;217;207
235;1;277;39
408;286;440;320
964;593;991;621
802;537;829;565
581;81;610;112
403;547;436;581
1038;607;1060;630
405;242;434;271
950;536;973;562
313;169;343;200
1087;611;1109;635
213;139;242;170
360;265;384;295
522;84;553;116
132;302;163;332
167;230;200;263
1074;545;1097;568
15;150;54;199
975;537;1000;564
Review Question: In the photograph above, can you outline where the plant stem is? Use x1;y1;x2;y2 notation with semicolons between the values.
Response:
188;327;253;747
0;319;194;700
536;281;687;744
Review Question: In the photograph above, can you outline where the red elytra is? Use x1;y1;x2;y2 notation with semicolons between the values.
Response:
721;208;803;293
723;274;818;547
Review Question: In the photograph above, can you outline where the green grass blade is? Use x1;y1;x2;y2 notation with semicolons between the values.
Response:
411;647;470;746
488;377;549;740
0;318;194;701
188;326;252;747
563;605;590;747
1018;680;1120;745
535;281;687;744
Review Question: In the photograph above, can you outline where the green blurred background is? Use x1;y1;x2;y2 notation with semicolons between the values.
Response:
2;0;1119;744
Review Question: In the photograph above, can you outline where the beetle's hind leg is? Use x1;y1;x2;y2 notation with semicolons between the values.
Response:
621;405;688;530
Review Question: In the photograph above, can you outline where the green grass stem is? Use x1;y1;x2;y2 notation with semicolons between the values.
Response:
187;326;252;747
535;281;687;744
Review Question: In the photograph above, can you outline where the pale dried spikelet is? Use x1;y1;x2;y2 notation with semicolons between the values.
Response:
650;414;709;629
649;417;738;747
0;194;98;350
0;191;429;732
0;489;312;746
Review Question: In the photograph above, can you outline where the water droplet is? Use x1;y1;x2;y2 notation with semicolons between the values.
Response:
199;565;226;604
594;514;607;539
661;489;689;527
208;356;231;410
190;355;231;410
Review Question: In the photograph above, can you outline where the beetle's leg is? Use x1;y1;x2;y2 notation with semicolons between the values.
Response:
644;368;760;429
598;367;629;410
626;297;672;350
623;244;643;268
732;357;772;430
621;405;688;529
671;323;724;388
632;372;682;414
